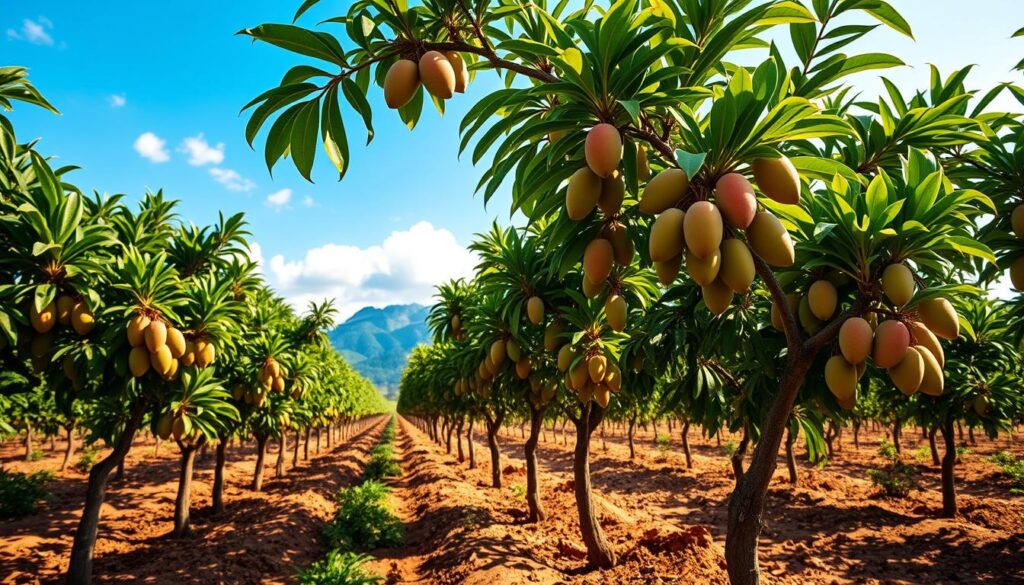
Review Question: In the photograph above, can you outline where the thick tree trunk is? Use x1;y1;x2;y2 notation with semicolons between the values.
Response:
968;425;976;445
573;403;616;568
456;417;465;463
726;352;813;585
24;423;33;461
446;417;454;455
67;401;145;585
212;440;227;514
61;425;76;472
785;424;798;486
681;421;692;469
275;433;287;478
525;406;546;523
627;416;636;459
486;412;504;488
292;429;301;468
940;416;958;518
114;459;125;482
731;427;750;485
173;440;202;537
316;426;321;454
467;418;476;469
304;427;311;461
929;426;940;466
252;435;268;492
853;421;860;449
893;419;902;454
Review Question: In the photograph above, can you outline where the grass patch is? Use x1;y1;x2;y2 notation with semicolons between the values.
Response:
75;447;99;472
867;440;918;497
0;469;52;518
324;480;403;551
363;443;400;482
297;551;382;585
991;451;1024;493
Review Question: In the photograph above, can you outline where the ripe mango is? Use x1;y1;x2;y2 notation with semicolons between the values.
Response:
490;339;507;366
719;239;754;292
273;376;286;392
882;263;915;307
655;255;682;286
444;51;469;93
566;167;601;220
419;51;456;99
715;173;757;229
888;348;924;396
1013;256;1024;291
129;346;150;377
582;275;604;298
605;364;622;392
544;320;563;352
71;302;95;336
649;208;686;262
918;297;958;340
1012;204;1024;238
56;295;74;326
506;340;522;362
603;221;634;266
156;413;173;440
527;296;544;325
150;345;174;376
807;280;837;321
585;123;622;178
587;354;607;383
557;344;576;372
908;321;944;368
825;355;857;401
916;346;944;396
973;394;990;416
873;320;910;369
798;296;823;334
838;317;872;364
127;314;150;347
383;59;419;109
569;360;589;390
583;238;614;284
181;341;196;367
683;201;723;260
196;340;216;368
172;416;187;441
145;320;167;353
752;156;800;205
639;169;688;214
167;327;186;358
594;384;611;408
686;247;721;286
605;294;627;332
29;301;56;334
747;211;795;267
516;358;532;380
702;278;733;316
599;173;625;216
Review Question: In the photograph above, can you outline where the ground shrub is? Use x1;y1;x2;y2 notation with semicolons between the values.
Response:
0;470;52;518
297;551;382;585
867;440;918;497
323;480;403;551
991;451;1024;493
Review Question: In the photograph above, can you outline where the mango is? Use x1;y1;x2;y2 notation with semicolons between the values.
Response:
181;341;196;367
752;156;800;205
527;296;544;325
916;346;944;396
649;208;686;262
444;51;468;93
150;345;174;376
569;360;589;390
825;355;857;401
490;339;506;366
603;221;634;266
702;278;733;316
557;344;576;372
1012;204;1024;238
145;320;167;353
383;59;419;109
167;327;186;358
655;255;682;286
918;297;958;340
873;320;910;369
683;201;723;260
686;247;721;286
71;302;95;336
585;123;622;178
1013;256;1024;291
889;348;924;396
583;238;614;284
418;51;456;99
908;321;944;368
605;364;622;392
566;167;601;220
516;358;532;380
506;340;522;362
719;239;754;292
29;301;56;334
605;294;627;332
156;413;173;440
807;280;837;321
594;384;611;408
639;169;688;214
587;354;607;383
582;275;604;299
127;314;150;347
544;320;563;352
30;332;52;359
798;296;823;334
973;394;990;416
129;346;150;377
172;416;187;441
56;295;74;326
882;263;915;307
599;173;625;216
747;211;795;267
838;317;872;364
715;173;757;229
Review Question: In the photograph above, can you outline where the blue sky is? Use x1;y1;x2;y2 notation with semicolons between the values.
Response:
4;1;1023;317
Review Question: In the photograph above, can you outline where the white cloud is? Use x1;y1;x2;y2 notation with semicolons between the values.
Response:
179;133;225;166
133;132;170;163
263;222;478;320
302;196;315;207
108;94;126;108
266;188;292;209
7;18;54;46
209;167;256;192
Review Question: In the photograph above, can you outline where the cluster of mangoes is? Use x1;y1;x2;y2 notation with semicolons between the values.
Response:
127;314;213;380
815;262;959;408
155;410;190;442
449;313;466;341
556;345;621;407
644;163;798;315
1010;203;1024;290
260;356;287;393
22;295;95;372
383;51;469;109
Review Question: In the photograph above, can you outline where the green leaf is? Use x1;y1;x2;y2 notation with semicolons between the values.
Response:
290;100;321;181
675;149;706;179
863;1;914;39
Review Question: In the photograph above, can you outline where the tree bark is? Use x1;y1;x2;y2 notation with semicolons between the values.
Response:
456;417;465;463
573;403;616;568
467;418;476;469
67;401;146;585
785;424;798;485
627;415;636;459
853;421;860;449
892;419;902;454
486;412;504;488
726;352;813;585
731;427;750;485
24;423;33;461
212;440;227;515
173;440;202;537
292;429;301;468
275;433;287;478
681;420;693;469
252;434;268;492
525;405;546;523
61;425;76;472
929;426;940;466
940;416;958;518
303;427;311;460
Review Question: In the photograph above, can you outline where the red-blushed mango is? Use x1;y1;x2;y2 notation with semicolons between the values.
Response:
490;339;506;366
605;294;627;331
686;247;721;286
908;321;944;368
29;301;56;334
771;293;800;332
594;384;611;408
605;364;622;392
825;355;857;401
569;360;589;390
640;169;688;214
719;239;754;292
544;320;563;352
56;295;74;326
566;167;601;220
71;302;95;336
516;358;532;380
444;51;469;93
585;123;622;178
583;238;614;284
127;314;150;347
603;221;634;266
747;211;795;267
916;346;944;396
715;173;757;229
649;208;686;262
145;320;167;353
798;296;823;334
881;263;915;307
873;320;910;369
918;297;959;340
637;146;650;181
150;345;174;377
582;274;604;298
655;255;682;286
838;317;872;364
855;361;867;380
418;51;456;99
588;354;607;383
1012;204;1024;238
527;296;544;325
383;60;420;109
1013;257;1024;291
166;327;186;358
752;156;801;205
702;278;733;316
683;201;723;259
888;348;924;396
557;344;576;372
599;173;625;216
807;280;837;321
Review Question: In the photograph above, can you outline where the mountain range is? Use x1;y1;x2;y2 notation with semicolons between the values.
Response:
329;303;430;399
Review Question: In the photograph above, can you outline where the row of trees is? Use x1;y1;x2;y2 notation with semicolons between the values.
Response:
242;1;1024;583
0;66;389;585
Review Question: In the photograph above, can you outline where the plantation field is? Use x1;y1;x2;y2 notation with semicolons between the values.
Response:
4;415;1020;584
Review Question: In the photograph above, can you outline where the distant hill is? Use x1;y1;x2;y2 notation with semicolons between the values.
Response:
329;304;430;399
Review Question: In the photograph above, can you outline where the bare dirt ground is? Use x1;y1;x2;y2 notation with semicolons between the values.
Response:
0;417;386;585
2;415;1022;584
